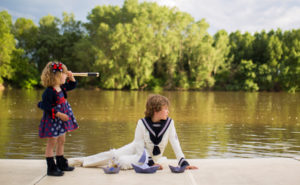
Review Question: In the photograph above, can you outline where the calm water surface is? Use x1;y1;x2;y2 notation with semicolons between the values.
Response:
0;90;299;159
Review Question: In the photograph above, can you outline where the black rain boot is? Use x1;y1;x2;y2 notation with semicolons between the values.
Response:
46;157;64;176
56;155;75;171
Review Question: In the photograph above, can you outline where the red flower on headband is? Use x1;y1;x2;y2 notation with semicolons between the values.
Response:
51;62;63;73
58;63;62;70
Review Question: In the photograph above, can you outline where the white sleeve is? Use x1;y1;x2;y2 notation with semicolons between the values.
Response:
133;120;145;157
168;120;185;160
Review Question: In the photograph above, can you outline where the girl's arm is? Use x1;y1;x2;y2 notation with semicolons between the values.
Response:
60;71;77;91
38;88;69;121
67;71;76;82
168;120;185;161
38;88;56;116
169;120;197;169
63;81;77;91
133;120;145;157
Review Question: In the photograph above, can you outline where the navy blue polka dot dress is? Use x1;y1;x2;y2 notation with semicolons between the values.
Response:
39;90;78;138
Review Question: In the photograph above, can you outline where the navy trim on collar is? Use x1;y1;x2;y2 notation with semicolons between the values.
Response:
141;117;172;145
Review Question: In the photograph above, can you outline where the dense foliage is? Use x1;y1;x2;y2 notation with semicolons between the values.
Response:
0;0;299;92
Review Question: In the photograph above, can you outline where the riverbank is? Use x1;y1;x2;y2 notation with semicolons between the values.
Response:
1;158;300;185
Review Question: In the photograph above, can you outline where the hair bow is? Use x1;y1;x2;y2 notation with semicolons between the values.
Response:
51;62;63;73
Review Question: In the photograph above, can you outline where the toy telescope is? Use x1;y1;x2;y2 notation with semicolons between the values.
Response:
72;72;99;77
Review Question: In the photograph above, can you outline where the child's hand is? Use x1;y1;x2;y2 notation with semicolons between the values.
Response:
67;71;75;81
154;163;163;170
66;71;73;78
185;165;198;170
56;112;69;121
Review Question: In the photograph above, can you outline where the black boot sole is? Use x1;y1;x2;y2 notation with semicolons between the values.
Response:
47;171;64;176
59;166;75;171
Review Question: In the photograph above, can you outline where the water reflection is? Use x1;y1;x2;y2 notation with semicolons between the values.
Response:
0;90;299;159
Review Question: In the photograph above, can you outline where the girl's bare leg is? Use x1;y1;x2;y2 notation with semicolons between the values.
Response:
56;134;66;156
45;137;58;157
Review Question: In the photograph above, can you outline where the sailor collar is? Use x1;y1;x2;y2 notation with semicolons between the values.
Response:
141;117;172;138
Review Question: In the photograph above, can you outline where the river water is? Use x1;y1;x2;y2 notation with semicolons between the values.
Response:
0;89;299;159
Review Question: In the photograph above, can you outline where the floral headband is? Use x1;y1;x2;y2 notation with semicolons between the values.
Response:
51;62;63;73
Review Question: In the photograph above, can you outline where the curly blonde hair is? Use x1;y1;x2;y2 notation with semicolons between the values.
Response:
41;61;68;87
145;94;170;118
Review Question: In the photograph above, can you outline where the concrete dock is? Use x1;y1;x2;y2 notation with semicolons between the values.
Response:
1;158;300;185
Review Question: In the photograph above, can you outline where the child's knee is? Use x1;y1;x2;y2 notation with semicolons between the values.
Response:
57;136;66;145
47;138;58;147
57;139;65;145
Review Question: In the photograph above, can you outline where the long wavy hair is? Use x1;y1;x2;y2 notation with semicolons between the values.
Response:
144;94;170;118
41;61;68;87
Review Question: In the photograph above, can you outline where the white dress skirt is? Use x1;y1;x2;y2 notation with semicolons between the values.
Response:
70;118;186;170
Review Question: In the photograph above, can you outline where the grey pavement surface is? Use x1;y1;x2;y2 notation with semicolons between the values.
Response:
1;158;300;185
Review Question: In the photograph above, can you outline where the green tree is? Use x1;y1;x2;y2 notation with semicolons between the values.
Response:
13;18;38;57
229;31;254;66
0;11;15;85
60;12;84;71
212;30;231;90
34;14;61;71
151;7;194;89
212;30;230;76
10;49;39;88
183;19;215;89
12;17;39;88
253;30;283;91
280;29;300;92
237;60;259;91
1;1;299;91
225;31;255;90
87;0;195;89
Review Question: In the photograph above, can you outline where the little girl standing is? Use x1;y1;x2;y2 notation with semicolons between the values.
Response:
38;61;78;176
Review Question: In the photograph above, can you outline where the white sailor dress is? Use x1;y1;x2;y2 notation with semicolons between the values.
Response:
79;117;189;169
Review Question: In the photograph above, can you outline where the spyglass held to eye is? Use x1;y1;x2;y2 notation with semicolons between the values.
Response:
51;62;99;77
